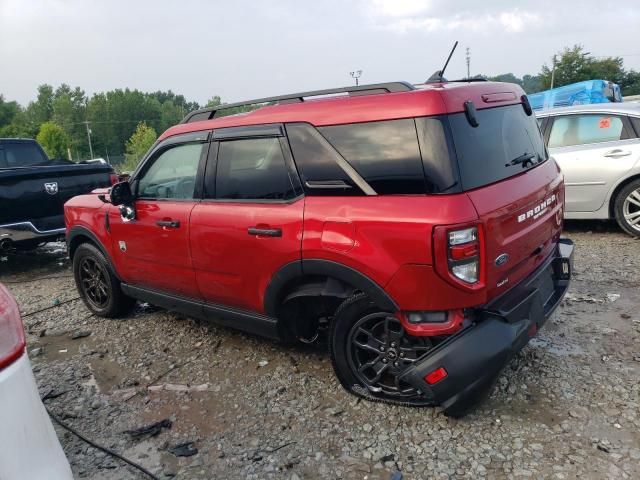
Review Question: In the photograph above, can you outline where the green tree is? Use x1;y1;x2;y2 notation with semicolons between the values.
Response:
24;84;55;128
0;95;21;128
621;70;640;96
486;73;523;86
522;74;543;94
122;122;157;172
36;121;71;159
540;45;626;90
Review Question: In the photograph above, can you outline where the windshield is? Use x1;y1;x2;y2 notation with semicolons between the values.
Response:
447;104;547;191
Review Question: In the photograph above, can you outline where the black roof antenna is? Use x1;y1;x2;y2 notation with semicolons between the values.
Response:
426;41;458;83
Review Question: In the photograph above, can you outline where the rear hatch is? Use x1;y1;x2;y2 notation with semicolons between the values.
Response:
447;101;564;299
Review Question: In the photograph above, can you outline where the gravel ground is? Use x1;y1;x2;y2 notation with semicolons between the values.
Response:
1;220;639;480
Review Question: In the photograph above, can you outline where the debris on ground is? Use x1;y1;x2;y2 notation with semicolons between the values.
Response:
123;419;172;439
70;330;91;340
168;442;198;457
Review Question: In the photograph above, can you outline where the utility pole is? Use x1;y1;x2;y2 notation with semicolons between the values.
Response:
350;70;362;86
466;47;471;79
550;55;557;90
83;121;94;160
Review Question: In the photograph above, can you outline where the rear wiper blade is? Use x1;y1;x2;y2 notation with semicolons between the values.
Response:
506;153;535;168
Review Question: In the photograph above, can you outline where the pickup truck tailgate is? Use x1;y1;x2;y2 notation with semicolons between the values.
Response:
0;164;113;228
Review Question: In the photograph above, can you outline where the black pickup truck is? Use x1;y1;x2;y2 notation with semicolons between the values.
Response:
0;138;116;250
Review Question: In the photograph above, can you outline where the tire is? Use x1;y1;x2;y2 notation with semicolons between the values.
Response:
329;293;435;406
72;242;136;318
613;179;640;237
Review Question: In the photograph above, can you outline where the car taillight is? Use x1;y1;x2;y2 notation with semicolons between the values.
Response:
109;173;119;185
433;223;484;291
0;285;26;371
448;227;479;284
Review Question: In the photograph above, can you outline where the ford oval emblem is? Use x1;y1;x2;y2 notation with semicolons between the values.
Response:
495;253;510;266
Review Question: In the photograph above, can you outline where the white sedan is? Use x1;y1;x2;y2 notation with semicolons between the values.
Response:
536;103;640;236
0;283;73;480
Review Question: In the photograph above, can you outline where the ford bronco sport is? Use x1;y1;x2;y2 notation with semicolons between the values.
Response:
65;80;573;416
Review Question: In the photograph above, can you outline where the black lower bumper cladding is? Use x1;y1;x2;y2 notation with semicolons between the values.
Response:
400;239;574;417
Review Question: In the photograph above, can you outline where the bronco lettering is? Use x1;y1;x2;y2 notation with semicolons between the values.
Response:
518;194;556;223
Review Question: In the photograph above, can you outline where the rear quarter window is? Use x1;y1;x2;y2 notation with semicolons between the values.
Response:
318;119;426;194
548;114;627;148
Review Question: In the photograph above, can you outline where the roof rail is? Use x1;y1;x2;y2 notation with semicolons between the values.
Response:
181;81;416;123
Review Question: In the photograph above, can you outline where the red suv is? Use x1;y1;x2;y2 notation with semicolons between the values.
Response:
65;80;573;416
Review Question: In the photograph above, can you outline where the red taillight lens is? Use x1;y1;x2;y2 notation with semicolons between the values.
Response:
109;173;119;185
0;284;26;371
433;224;484;291
424;367;448;385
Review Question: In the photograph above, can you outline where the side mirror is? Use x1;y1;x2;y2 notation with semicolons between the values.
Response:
110;181;133;206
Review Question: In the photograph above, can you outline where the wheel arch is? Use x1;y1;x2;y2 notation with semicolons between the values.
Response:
67;226;120;280
608;173;640;218
264;259;398;318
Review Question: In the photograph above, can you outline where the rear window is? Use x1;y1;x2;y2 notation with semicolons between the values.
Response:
0;142;48;168
447;104;547;191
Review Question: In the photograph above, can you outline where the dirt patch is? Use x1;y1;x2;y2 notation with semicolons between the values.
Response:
2;227;640;479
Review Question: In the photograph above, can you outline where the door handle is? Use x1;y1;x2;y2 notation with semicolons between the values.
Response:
603;149;631;157
156;219;180;228
248;227;282;237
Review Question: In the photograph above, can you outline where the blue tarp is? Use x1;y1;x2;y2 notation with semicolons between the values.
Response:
528;80;622;111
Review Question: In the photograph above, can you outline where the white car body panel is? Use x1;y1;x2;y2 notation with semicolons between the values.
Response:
0;352;73;480
538;103;640;219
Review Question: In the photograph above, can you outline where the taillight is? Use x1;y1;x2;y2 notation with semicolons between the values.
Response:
433;223;484;291
448;227;479;284
0;284;26;371
109;173;119;185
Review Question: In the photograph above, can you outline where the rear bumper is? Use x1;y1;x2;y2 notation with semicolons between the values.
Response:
0;353;73;480
400;239;574;416
0;219;65;244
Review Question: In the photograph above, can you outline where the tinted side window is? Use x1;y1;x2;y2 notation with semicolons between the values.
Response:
319;119;425;194
629;116;640;138
138;143;204;199
548;115;625;148
214;138;296;200
415;117;458;192
286;123;363;196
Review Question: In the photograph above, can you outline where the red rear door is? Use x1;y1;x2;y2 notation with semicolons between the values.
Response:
190;131;304;314
191;200;304;313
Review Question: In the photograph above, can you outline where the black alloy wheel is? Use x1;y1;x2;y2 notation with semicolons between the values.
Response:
347;312;433;399
72;242;136;318
329;294;436;406
78;256;111;309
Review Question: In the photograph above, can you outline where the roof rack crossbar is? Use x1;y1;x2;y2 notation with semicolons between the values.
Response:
181;81;416;123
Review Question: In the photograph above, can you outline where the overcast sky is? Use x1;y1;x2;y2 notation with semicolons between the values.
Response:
1;0;639;106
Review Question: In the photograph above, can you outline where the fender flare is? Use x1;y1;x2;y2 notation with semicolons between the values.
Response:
264;259;398;317
67;226;121;280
